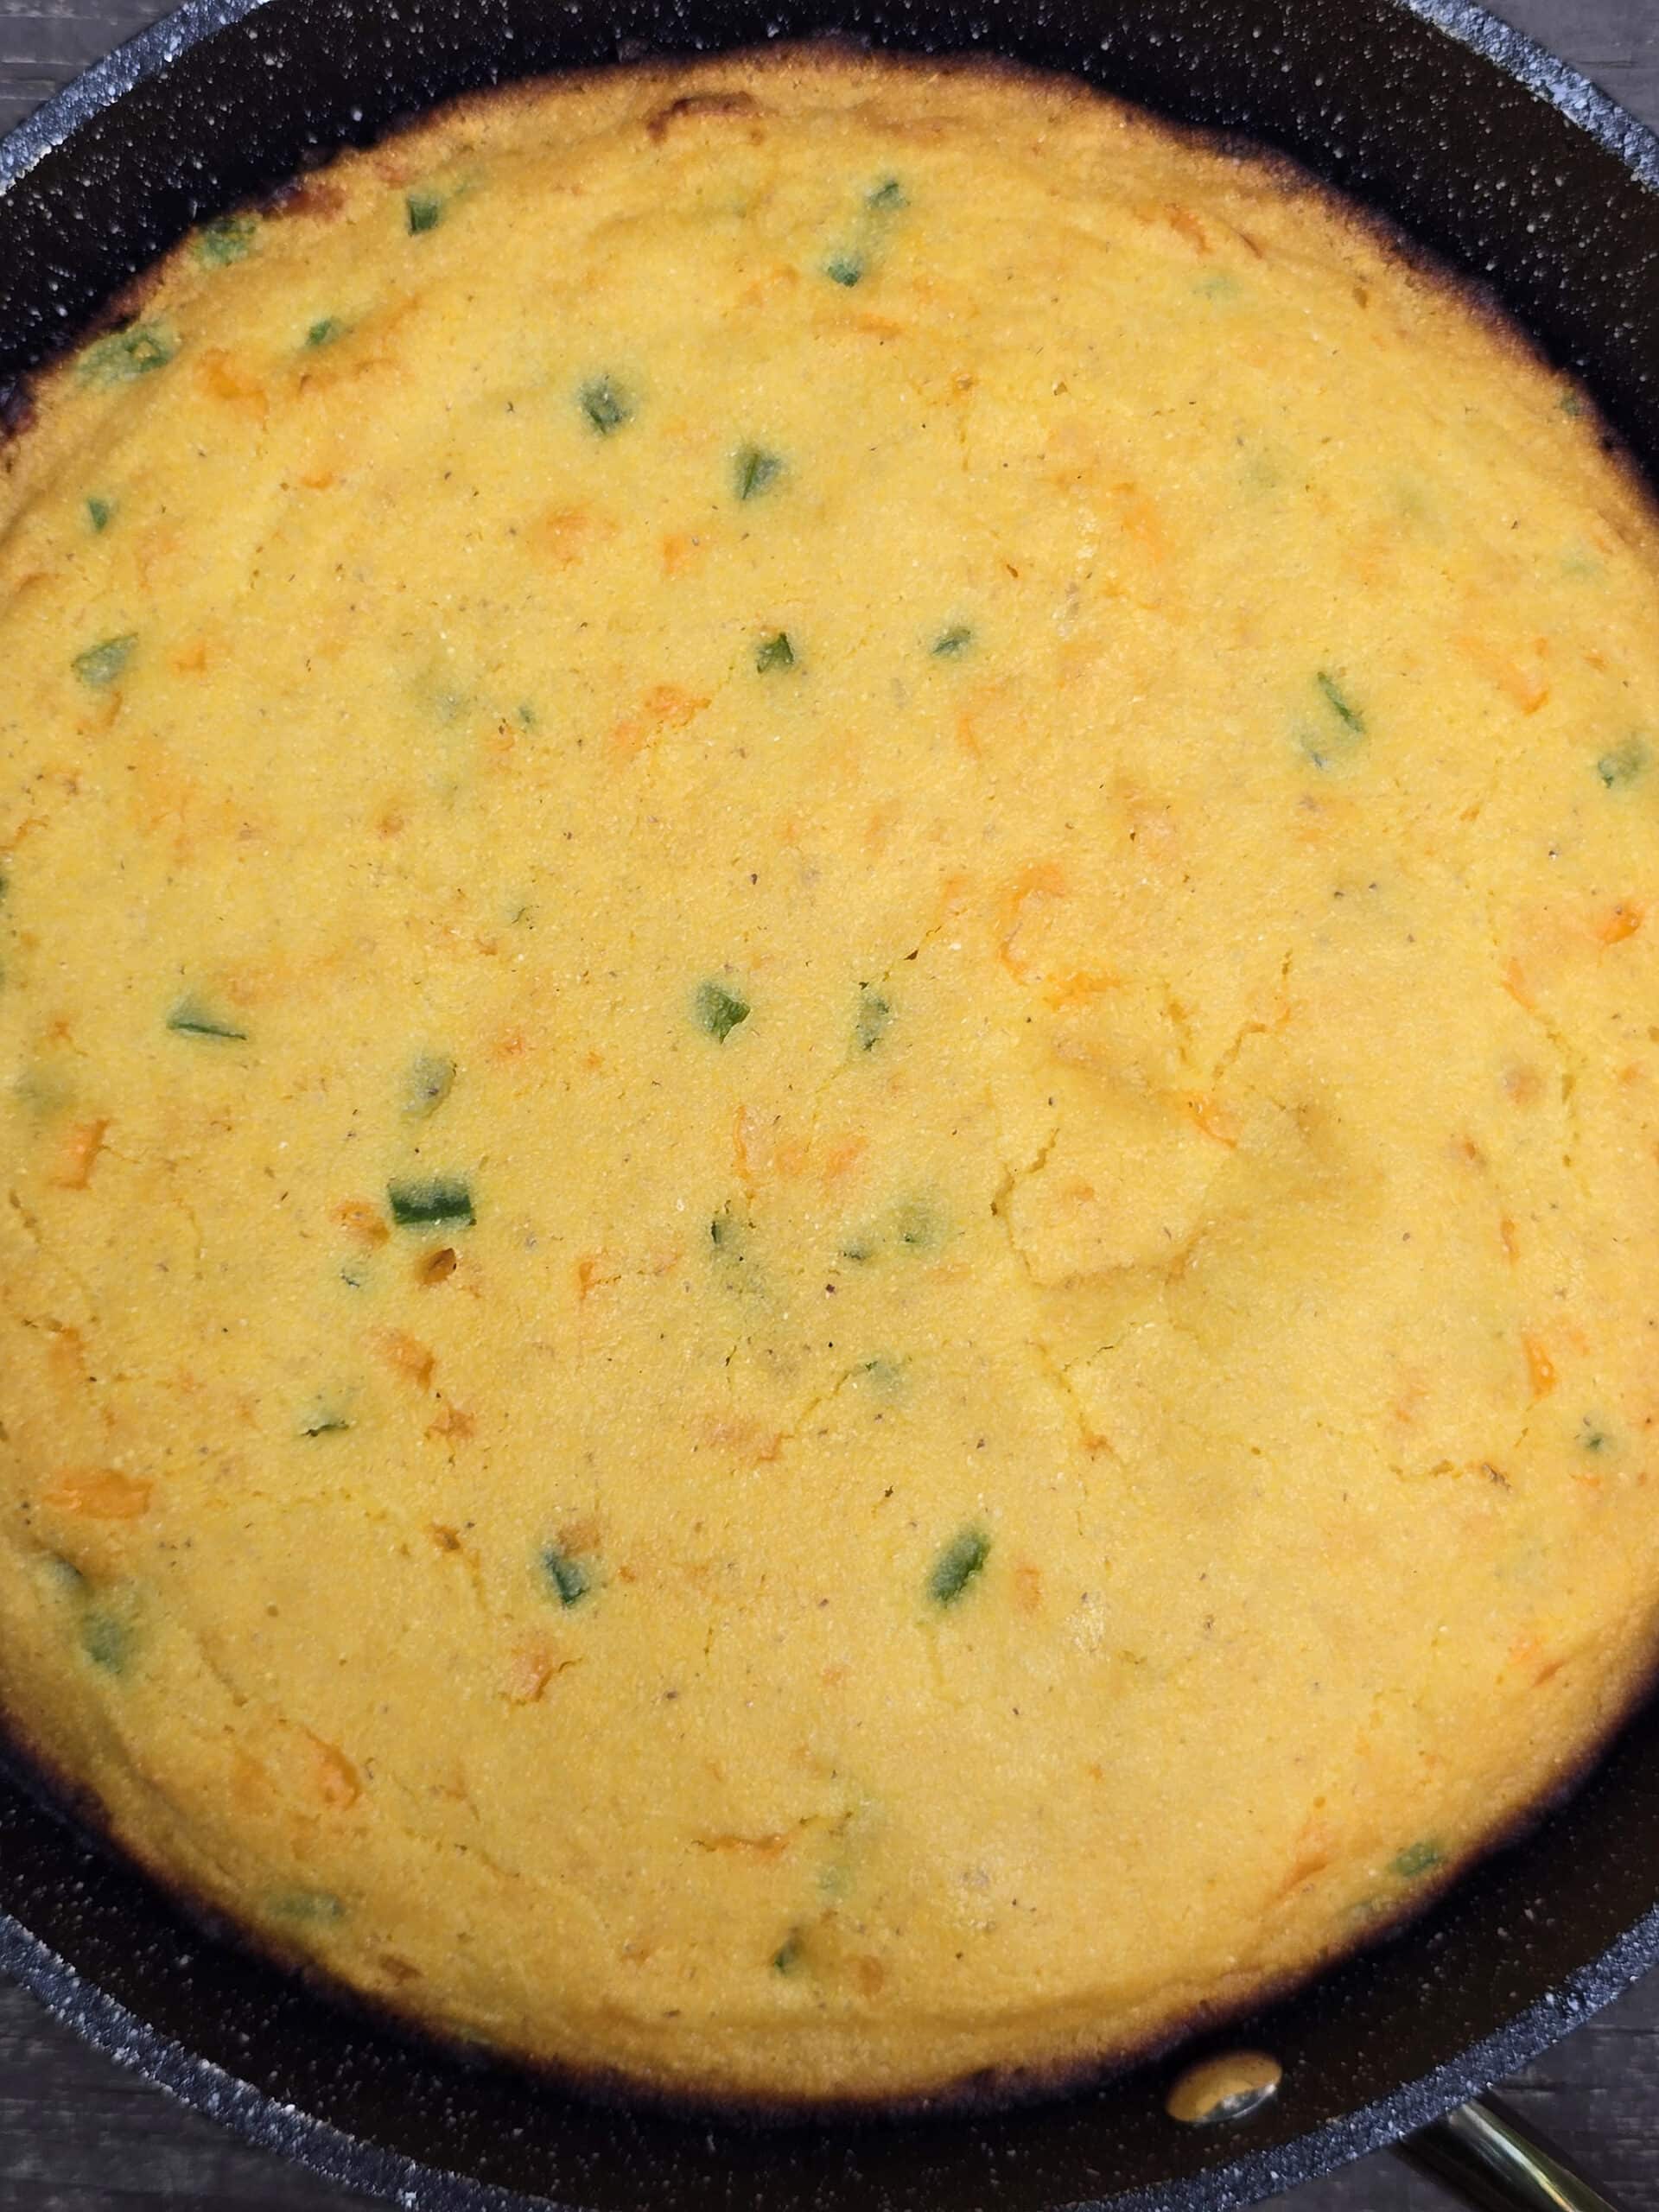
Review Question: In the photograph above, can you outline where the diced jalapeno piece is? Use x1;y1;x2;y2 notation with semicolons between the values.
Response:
855;984;891;1052
81;324;177;384
404;1052;456;1118
300;1409;352;1438
81;1608;135;1675
1597;737;1648;789
858;1354;906;1399
387;1178;474;1230
1316;670;1365;734
166;996;247;1041
270;1887;346;1924
580;375;633;435
695;981;750;1042
1389;1839;1445;1879
198;213;258;266
709;1205;747;1252
734;446;784;501
73;634;137;688
893;1195;944;1251
928;1525;990;1606
541;1542;591;1607
1300;670;1369;769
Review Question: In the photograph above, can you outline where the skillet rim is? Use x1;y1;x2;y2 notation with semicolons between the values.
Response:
5;1864;1659;2212
3;1;1659;2207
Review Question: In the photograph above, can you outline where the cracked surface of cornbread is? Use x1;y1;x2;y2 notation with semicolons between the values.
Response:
3;47;1659;2109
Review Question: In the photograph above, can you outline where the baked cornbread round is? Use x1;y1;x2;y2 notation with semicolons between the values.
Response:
3;45;1659;2113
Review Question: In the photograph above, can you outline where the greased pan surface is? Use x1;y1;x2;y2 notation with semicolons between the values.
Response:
3;2;1659;2206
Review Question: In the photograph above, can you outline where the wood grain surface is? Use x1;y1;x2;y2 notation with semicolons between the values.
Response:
3;2;1659;2206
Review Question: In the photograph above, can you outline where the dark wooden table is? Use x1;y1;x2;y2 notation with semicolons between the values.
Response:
3;1;1659;2204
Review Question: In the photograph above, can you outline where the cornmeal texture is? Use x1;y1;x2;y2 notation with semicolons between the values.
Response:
3;49;1659;2107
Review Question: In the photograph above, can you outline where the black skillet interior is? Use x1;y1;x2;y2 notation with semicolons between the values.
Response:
3;1;1659;2207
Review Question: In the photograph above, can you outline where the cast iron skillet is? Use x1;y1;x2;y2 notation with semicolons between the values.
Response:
3;2;1659;2207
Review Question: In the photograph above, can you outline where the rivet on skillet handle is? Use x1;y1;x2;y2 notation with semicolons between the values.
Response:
1397;2092;1631;2212
1164;2050;1282;2126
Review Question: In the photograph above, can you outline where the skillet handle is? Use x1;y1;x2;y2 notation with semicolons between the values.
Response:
1395;2093;1630;2212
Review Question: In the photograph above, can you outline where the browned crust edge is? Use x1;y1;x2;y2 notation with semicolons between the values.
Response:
3;34;1657;534
2;34;1658;2128
3;1636;1654;2129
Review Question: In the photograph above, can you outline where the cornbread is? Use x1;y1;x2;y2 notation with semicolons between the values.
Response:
3;47;1659;2109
